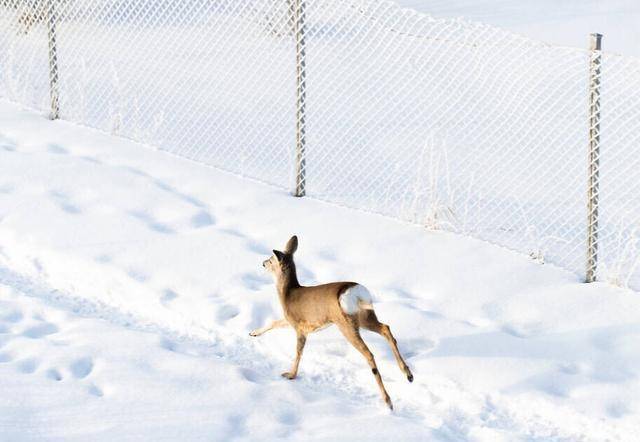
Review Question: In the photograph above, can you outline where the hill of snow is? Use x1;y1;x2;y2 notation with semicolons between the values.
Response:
397;0;640;57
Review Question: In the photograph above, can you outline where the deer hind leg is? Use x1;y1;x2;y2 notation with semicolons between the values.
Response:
282;332;306;380
360;311;413;382
249;318;289;337
337;320;393;409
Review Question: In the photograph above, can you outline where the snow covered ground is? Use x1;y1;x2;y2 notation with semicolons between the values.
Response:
397;0;640;57
2;100;640;441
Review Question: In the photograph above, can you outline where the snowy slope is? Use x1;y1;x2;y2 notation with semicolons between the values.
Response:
396;0;640;57
1;100;640;441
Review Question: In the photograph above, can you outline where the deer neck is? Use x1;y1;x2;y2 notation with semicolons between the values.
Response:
275;267;300;302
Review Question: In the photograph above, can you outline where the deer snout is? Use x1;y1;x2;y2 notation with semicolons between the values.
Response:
262;259;268;268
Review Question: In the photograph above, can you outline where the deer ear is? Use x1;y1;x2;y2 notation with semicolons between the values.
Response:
284;235;298;254
273;250;285;262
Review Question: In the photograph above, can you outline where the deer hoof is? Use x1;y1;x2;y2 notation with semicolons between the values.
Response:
385;397;394;410
249;330;259;337
281;372;297;380
407;373;414;383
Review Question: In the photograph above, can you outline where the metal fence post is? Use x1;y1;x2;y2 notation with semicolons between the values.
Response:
294;0;307;197
46;0;60;120
586;33;602;283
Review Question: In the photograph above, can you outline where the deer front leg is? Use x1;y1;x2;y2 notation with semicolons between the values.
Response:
249;318;289;337
282;333;306;380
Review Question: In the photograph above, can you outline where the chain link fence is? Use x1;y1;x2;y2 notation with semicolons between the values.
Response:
1;0;639;290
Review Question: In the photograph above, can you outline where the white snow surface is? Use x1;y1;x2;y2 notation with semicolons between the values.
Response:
396;0;640;57
1;100;640;441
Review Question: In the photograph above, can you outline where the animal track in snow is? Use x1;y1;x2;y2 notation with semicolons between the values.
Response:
46;368;63;381
88;384;104;397
160;337;178;352
70;357;94;379
239;367;261;384
276;406;300;426
126;268;149;283
160;289;179;306
22;322;59;339
49;190;82;214
190;210;215;228
0;310;23;323
128;210;175;235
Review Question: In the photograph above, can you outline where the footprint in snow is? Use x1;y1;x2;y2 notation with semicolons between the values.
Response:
88;384;104;397
190;210;215;228
160;337;178;352
46;368;63;381
49;190;81;214
128;210;176;235
0;310;23;323
239;367;261;384
126;268;149;283
22;322;59;339
70;357;94;379
160;289;179;306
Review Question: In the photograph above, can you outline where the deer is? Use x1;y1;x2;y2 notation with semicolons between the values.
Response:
249;235;413;410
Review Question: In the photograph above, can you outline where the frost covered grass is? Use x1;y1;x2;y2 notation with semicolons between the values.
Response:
1;101;640;440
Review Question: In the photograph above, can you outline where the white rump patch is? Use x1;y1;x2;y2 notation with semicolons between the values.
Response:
339;284;374;315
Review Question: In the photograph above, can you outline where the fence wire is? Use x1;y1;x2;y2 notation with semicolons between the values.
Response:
0;0;639;290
